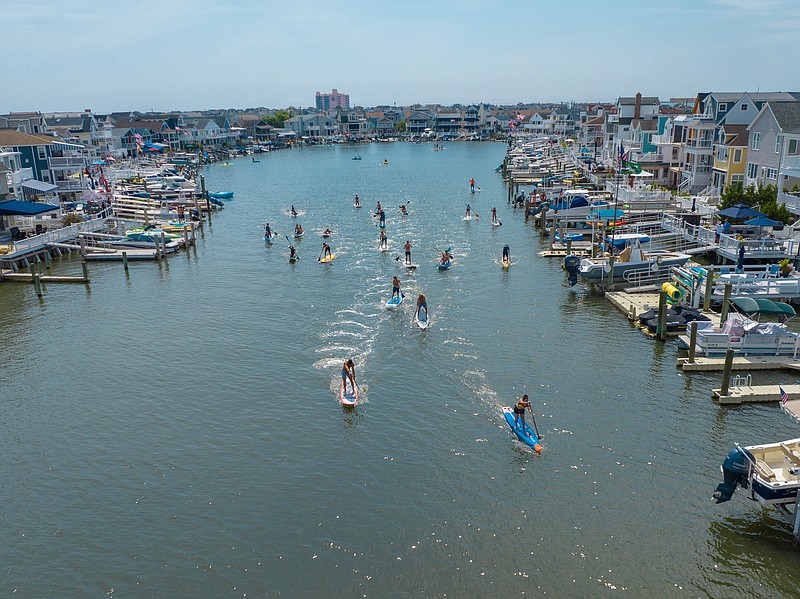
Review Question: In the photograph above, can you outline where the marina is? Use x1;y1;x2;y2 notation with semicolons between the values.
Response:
3;140;800;597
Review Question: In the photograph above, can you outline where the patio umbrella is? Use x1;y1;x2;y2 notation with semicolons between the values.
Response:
745;216;782;227
91;160;106;166
716;203;765;220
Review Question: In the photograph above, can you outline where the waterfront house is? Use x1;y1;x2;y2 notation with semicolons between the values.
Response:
284;114;338;139
434;111;462;135
0;112;47;135
747;101;800;215
407;111;433;135
711;124;748;192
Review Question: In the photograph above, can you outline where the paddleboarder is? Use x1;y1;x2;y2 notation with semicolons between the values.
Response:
416;293;428;320
375;201;382;215
470;178;476;192
264;222;272;239
513;394;531;428
322;242;332;260
379;209;386;227
465;204;471;218
491;207;497;223
502;244;510;263
342;359;357;394
289;245;298;260
380;229;388;249
294;223;304;236
404;240;412;264
291;205;298;217
391;275;401;300
354;194;360;207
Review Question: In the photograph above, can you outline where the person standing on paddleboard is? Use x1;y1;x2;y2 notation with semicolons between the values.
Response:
513;395;530;428
469;178;476;192
354;194;360;207
502;244;510;263
404;240;412;265
264;223;272;239
380;229;388;249
291;205;297;217
491;207;497;223
322;242;332;260
375;201;382;215
391;275;401;300
289;245;298;259
379;209;386;227
465;204;471;218
416;294;428;320
342;359;357;394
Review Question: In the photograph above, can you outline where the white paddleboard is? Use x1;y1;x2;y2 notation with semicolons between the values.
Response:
414;310;429;330
340;381;358;406
386;295;403;310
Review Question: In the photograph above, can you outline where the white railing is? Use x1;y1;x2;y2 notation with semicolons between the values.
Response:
782;155;800;174
49;156;86;168
56;180;90;191
6;208;113;255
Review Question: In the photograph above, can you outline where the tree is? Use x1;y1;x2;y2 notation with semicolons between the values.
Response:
719;182;794;224
394;120;406;133
261;109;296;128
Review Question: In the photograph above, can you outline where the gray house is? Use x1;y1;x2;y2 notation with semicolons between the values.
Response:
747;102;800;213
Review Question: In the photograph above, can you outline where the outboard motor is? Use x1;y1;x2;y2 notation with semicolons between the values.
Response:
713;446;753;503
564;255;582;286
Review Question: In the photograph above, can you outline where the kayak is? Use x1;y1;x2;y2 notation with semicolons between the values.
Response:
414;309;429;330
319;253;335;263
386;295;403;310
340;381;358;406
436;261;452;270
502;407;542;453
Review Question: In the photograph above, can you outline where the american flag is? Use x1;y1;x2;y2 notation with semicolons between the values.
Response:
781;386;790;406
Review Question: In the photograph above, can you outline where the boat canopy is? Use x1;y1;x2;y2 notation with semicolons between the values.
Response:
730;296;796;319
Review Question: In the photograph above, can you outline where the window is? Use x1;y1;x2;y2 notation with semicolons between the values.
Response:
718;103;728;112
716;148;728;162
790;139;799;155
741;104;748;111
766;167;778;180
751;132;761;150
747;162;758;178
734;148;742;162
776;135;783;153
37;146;46;160
731;174;744;184
41;169;50;182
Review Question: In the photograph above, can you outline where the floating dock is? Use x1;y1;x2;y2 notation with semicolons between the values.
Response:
679;355;800;372
713;384;800;405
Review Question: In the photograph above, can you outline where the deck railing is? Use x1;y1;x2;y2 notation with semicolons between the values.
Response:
5;208;113;256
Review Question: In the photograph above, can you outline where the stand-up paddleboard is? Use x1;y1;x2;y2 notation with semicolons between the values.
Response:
340;381;358;406
436;261;452;270
385;295;403;310
379;243;389;252
463;215;472;221
288;255;300;263
293;231;305;239
491;220;502;228
502;257;510;269
414;309;429;330
354;203;362;208
265;234;275;244
321;233;333;238
319;253;335;263
502;407;542;453
379;222;386;229
403;262;418;270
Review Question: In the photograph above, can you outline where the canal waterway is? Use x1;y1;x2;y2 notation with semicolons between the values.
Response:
1;142;799;598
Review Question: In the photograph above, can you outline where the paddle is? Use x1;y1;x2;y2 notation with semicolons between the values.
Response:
528;404;542;440
317;245;324;262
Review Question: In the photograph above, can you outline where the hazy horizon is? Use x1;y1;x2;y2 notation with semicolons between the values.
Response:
4;0;799;114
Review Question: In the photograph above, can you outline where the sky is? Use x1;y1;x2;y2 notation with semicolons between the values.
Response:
3;0;800;113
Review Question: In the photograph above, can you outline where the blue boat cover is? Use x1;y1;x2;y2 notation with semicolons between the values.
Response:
0;200;60;216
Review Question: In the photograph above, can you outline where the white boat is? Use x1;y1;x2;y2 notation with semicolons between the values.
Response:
676;309;800;357
577;244;690;281
714;438;800;506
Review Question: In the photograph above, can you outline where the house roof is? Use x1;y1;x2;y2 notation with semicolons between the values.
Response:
115;120;166;131
769;101;800;134
633;119;658;131
720;124;749;146
0;129;57;146
585;115;605;126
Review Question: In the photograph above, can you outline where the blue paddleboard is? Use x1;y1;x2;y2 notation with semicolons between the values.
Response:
503;407;542;452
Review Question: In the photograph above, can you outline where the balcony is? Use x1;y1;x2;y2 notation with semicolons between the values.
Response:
782;155;800;177
56;179;90;192
49;155;86;168
632;152;663;163
685;138;713;148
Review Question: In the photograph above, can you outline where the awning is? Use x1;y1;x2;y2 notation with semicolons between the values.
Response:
730;296;796;318
0;200;61;216
21;179;59;193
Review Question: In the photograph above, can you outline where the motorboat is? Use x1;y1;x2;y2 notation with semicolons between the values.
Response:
676;302;800;357
577;243;691;281
714;438;800;506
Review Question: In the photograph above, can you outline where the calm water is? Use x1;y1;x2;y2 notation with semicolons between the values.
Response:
2;142;799;598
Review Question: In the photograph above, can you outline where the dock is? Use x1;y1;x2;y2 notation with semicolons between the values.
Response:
679;355;800;372
712;383;800;405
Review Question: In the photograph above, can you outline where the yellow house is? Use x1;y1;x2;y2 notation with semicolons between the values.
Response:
712;124;748;191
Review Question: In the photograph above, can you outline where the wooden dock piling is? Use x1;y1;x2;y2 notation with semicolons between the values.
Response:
687;321;698;363
122;251;129;271
719;349;735;398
